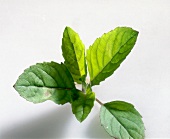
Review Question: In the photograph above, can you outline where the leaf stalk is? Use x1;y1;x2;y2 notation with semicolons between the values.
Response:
96;98;103;105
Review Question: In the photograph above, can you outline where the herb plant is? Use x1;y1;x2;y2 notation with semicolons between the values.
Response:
14;26;145;139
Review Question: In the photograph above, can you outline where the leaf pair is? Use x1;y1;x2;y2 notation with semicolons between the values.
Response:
14;26;145;138
14;61;94;122
14;27;94;123
62;26;139;87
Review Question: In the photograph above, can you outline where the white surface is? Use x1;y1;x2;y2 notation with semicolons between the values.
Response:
0;0;170;138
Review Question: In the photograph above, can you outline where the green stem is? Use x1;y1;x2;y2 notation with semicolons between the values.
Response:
82;81;86;93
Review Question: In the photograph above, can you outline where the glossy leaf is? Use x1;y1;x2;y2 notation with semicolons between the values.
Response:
62;26;86;83
71;86;95;122
100;101;145;139
87;27;139;86
14;62;77;104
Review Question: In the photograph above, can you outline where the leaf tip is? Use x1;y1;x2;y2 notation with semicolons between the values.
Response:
65;26;71;31
13;84;16;89
135;30;139;35
79;119;83;123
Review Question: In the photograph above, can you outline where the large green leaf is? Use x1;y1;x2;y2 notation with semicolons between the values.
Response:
87;27;139;86
14;62;77;104
62;26;86;83
71;86;95;122
100;101;145;139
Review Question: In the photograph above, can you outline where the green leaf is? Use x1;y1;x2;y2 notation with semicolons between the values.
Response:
14;62;77;105
100;101;145;139
62;26;86;83
71;86;95;122
87;27;139;86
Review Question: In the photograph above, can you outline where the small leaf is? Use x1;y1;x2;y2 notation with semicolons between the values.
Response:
71;86;95;122
62;26;86;83
100;101;145;139
87;27;139;86
14;62;76;104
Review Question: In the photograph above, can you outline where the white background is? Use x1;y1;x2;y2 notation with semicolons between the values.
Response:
0;0;170;138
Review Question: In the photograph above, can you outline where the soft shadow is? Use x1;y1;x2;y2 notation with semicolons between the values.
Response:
1;105;71;139
86;113;112;138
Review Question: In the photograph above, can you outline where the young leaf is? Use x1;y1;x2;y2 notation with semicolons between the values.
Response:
71;86;95;122
14;62;76;104
100;101;145;139
87;27;139;86
62;26;86;83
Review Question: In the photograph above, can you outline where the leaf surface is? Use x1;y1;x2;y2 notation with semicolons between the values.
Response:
14;62;77;104
87;27;139;86
62;26;86;83
100;101;145;139
71;86;95;122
